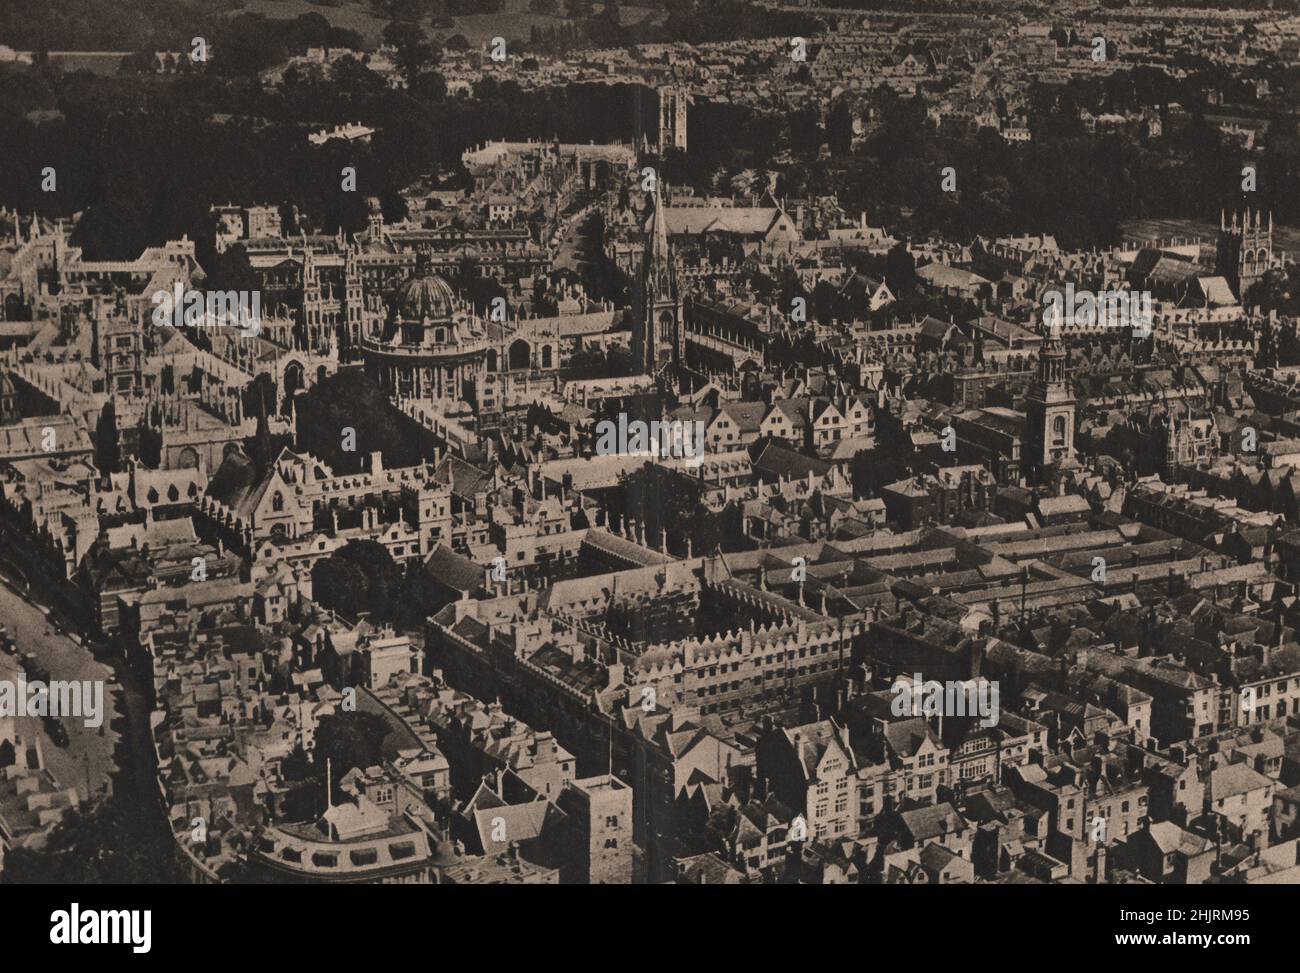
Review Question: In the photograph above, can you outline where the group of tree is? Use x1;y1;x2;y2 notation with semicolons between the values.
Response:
0;0;242;52
1;796;179;884
276;709;393;819
310;538;448;629
613;463;732;556
293;369;432;473
7;3;1299;266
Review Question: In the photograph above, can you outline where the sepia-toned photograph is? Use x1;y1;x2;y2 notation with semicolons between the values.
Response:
0;0;1295;947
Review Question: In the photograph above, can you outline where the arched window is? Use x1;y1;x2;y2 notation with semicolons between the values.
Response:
508;339;530;371
1052;414;1067;447
272;491;285;513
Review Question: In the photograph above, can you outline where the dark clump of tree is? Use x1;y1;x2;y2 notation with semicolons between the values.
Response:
1;797;180;884
614;464;730;557
312;539;404;622
272;712;392;820
311;538;444;629
3;0;1286;265
293;368;429;474
313;710;392;801
0;0;229;51
382;19;438;89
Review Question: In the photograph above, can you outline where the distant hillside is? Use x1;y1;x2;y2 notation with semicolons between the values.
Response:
0;0;242;50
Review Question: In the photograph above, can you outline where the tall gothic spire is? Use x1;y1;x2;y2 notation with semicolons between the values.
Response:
645;179;674;301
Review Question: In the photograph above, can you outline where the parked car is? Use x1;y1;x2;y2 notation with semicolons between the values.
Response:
45;716;69;748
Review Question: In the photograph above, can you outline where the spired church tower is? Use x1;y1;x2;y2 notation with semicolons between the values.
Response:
632;182;684;377
1023;330;1076;486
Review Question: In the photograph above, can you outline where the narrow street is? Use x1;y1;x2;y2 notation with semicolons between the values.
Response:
553;206;603;275
0;572;152;812
0;575;120;801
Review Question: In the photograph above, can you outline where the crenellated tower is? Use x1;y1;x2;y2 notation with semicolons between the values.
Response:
1216;208;1274;299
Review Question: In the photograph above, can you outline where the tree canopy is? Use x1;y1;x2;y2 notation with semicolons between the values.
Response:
1;797;179;884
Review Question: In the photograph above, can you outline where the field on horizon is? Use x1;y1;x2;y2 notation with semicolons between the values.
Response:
1120;216;1300;260
230;0;661;48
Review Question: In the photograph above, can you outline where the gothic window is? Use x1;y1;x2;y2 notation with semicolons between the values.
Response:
1052;414;1067;447
509;339;531;370
272;491;285;513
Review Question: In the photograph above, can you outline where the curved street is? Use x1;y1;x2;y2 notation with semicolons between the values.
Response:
0;573;128;804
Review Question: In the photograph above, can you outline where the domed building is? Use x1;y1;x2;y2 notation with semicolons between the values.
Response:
398;274;458;323
361;273;491;403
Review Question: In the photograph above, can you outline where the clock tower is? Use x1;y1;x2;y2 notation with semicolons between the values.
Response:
1023;331;1076;486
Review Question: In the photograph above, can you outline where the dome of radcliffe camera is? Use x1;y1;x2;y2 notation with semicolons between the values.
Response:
399;274;458;321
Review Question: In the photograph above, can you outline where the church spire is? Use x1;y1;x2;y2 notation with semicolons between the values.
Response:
632;179;683;378
646;179;674;301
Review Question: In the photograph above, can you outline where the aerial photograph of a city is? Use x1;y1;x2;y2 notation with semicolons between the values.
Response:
0;0;1296;948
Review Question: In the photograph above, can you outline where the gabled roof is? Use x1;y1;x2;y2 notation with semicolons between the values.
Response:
1147;821;1210;857
752;441;830;480
1207;762;1272;802
424;544;484;593
719;401;768;434
432;455;492;499
663;206;791;238
205;450;273;517
882;717;939;759
900;802;969;842
784;719;853;779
